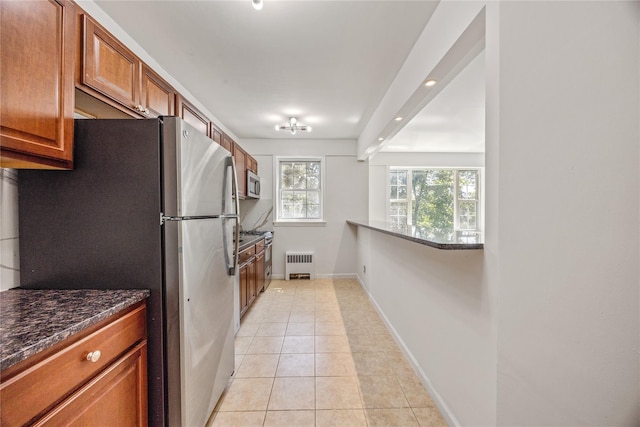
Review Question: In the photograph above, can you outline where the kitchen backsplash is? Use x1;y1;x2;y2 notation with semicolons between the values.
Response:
239;198;273;232
1;169;20;291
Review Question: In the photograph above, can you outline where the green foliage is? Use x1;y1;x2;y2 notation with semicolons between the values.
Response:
411;170;454;232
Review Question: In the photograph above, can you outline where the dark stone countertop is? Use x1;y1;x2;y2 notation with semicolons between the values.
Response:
0;288;150;371
237;231;271;251
347;220;484;250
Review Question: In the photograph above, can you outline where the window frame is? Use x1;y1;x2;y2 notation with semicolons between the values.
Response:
274;156;326;225
388;167;482;231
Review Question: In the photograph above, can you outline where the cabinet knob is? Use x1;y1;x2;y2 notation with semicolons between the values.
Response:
86;350;101;363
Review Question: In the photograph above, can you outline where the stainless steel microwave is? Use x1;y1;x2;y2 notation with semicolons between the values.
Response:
247;170;260;198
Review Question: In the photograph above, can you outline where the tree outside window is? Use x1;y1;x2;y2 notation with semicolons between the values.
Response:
389;168;480;232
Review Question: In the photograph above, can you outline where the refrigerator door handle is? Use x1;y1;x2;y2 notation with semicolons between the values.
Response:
223;156;240;276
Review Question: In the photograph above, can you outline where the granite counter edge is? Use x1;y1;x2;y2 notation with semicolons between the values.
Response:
347;220;484;250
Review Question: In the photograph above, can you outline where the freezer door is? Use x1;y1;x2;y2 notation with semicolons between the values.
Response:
175;118;233;217
177;218;235;427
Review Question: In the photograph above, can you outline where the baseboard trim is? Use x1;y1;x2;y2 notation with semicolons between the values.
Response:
271;273;359;280
355;275;461;427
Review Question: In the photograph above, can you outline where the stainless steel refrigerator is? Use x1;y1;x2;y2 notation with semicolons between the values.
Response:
18;117;239;427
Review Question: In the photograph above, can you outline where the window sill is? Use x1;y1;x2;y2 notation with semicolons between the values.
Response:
274;221;327;227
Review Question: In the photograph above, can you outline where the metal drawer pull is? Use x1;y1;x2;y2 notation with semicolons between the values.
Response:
86;350;101;363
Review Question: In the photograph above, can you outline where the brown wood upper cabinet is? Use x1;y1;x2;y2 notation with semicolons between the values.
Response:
79;14;176;119
81;15;141;112
212;124;234;154
222;133;234;154
176;95;211;137
141;65;175;118
211;123;223;146
247;155;258;174
0;0;76;169
233;143;247;199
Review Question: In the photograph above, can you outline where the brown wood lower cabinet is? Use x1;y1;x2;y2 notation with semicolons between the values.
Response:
255;250;265;293
239;239;267;318
34;342;147;427
0;302;148;427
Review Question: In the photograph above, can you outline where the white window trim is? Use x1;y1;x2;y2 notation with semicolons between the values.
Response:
274;156;326;226
387;166;483;232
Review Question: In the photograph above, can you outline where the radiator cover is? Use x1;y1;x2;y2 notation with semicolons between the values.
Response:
285;252;315;280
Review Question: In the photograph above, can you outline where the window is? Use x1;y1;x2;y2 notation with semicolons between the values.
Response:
389;168;481;231
276;158;324;222
389;170;408;226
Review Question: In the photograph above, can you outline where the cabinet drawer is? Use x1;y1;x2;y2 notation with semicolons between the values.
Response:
255;239;265;253
239;245;256;264
0;304;146;426
33;341;148;427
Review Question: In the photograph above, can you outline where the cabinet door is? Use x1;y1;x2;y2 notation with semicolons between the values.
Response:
239;264;248;315
82;15;141;111
211;124;223;146
255;251;265;292
247;261;256;306
247;155;258;174
141;64;175;118
233;144;247;199
0;0;75;169
221;134;234;154
176;95;210;137
34;342;148;427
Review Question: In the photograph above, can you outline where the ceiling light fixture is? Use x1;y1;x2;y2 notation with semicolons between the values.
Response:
252;0;263;10
275;117;312;135
394;116;403;121
378;137;384;141
425;79;437;87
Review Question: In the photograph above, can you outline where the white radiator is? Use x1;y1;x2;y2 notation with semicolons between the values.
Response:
285;252;315;280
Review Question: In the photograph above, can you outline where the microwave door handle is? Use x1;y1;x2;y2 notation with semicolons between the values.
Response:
256;180;260;196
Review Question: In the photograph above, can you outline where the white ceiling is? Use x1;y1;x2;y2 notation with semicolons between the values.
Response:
93;0;440;141
382;50;485;153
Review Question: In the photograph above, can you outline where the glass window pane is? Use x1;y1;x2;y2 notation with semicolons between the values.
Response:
398;171;407;186
397;185;407;199
307;191;320;204
390;187;398;199
293;164;306;189
410;169;454;231
281;163;294;189
458;201;477;230
307;204;320;218
458;170;478;200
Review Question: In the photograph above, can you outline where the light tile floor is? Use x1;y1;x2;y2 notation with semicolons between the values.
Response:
209;278;447;427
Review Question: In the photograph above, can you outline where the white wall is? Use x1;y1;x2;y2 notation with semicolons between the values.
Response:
357;4;498;426
494;2;639;425
0;169;19;290
357;1;639;426
357;227;496;426
240;139;368;278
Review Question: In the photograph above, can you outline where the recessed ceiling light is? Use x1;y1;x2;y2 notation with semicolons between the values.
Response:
252;0;263;10
394;116;403;121
378;137;384;141
425;79;437;87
